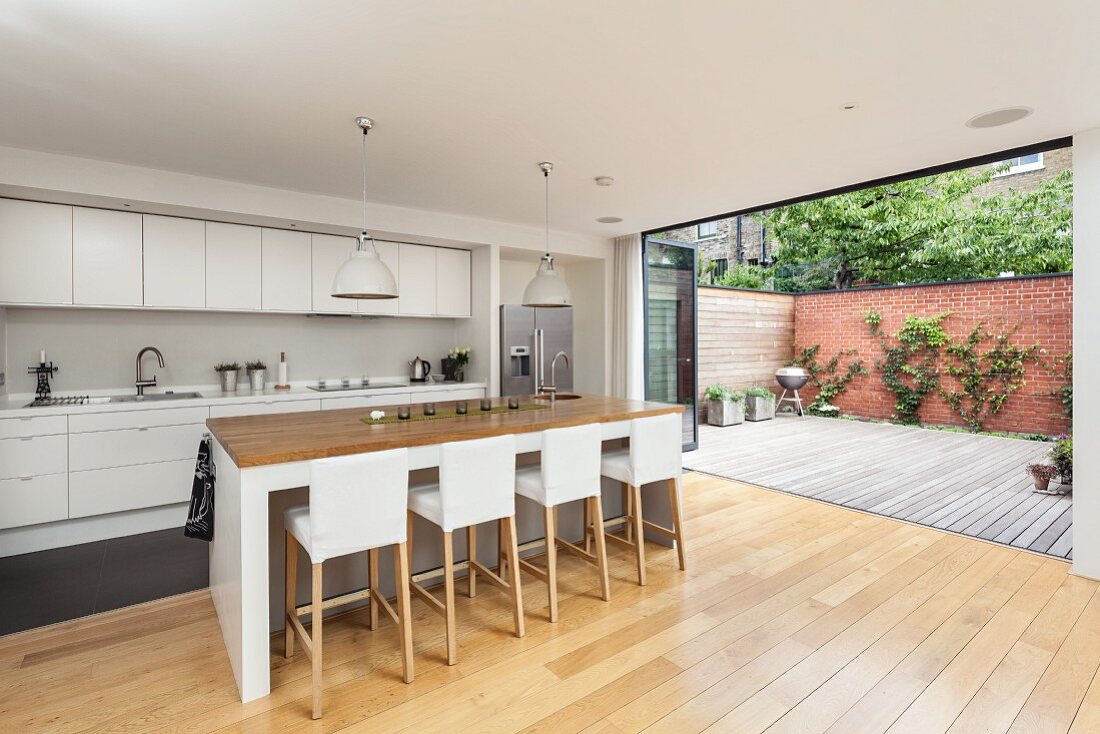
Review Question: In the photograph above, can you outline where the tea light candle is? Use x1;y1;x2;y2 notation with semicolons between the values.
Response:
480;399;492;411
456;401;468;415
398;406;411;420
508;397;520;410
424;402;436;416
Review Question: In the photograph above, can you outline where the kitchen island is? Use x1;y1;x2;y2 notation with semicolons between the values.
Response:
206;394;683;702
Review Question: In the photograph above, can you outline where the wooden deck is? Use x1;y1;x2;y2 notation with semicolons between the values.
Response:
685;417;1073;559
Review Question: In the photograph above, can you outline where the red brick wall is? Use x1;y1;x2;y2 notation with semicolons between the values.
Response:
793;275;1072;435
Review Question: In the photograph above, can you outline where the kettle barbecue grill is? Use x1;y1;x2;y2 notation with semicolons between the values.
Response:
775;367;810;417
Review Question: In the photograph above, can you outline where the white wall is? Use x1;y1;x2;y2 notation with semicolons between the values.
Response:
4;308;459;392
1073;128;1100;581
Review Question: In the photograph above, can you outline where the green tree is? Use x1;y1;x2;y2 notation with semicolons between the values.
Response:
759;166;1072;290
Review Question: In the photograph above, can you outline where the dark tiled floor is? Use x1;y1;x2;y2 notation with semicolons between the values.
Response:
0;527;208;636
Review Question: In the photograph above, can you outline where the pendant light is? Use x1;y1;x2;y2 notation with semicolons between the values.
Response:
331;116;398;299
521;161;572;308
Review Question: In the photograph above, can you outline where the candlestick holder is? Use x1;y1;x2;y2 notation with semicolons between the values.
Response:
28;362;58;399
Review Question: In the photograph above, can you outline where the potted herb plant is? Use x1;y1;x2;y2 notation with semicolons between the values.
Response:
744;386;776;422
215;362;241;392
704;385;744;427
245;359;267;391
447;347;471;382
1025;463;1059;493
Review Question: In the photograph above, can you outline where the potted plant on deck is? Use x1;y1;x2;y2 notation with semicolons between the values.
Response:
1026;463;1060;493
704;385;745;427
745;386;776;422
1050;434;1072;490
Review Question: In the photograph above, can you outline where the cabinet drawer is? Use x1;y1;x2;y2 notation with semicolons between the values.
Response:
412;388;486;403
69;459;193;518
0;415;67;439
69;406;209;433
69;423;206;471
0;474;68;530
320;393;411;410
0;434;67;479
209;399;321;418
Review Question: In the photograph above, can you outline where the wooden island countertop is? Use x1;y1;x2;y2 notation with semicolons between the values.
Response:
207;394;683;467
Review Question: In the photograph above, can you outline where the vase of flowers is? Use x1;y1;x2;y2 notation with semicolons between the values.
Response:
448;347;471;382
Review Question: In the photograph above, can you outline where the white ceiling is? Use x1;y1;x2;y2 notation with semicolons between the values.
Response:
2;1;1097;240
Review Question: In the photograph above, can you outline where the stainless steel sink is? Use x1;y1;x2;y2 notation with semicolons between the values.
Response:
109;391;203;403
533;393;582;401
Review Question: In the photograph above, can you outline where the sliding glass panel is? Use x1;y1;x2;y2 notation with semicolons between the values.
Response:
643;236;698;450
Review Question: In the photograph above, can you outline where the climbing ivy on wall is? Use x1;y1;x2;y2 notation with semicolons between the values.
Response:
788;345;868;412
866;311;949;424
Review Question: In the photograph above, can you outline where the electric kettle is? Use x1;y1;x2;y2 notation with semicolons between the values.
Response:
409;356;431;382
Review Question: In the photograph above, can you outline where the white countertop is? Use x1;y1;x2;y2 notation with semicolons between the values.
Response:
0;379;487;419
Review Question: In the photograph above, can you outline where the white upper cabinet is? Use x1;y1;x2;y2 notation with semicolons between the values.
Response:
310;234;358;313
398;244;437;316
0;199;73;305
435;248;471;317
142;215;205;308
261;228;312;311
206;222;261;310
73;208;143;306
358;240;400;315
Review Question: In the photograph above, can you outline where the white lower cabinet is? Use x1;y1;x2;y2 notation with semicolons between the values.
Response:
0;474;68;530
0;434;68;479
69;423;207;472
0;415;67;440
69;460;193;518
320;393;412;410
209;399;321;418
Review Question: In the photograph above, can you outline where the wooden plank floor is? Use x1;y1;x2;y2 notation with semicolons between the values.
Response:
1;472;1097;733
685;417;1072;559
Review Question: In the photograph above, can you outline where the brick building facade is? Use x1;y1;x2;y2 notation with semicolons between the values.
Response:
660;146;1072;283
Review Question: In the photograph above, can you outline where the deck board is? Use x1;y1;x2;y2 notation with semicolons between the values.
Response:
685;417;1071;559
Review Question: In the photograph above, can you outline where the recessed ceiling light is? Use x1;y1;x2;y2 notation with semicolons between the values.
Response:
122;203;131;207
966;106;1033;128
596;216;623;224
290;223;297;227
595;176;615;187
840;103;858;111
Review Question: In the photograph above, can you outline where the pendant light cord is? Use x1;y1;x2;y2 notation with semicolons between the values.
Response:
544;167;550;258
361;129;369;236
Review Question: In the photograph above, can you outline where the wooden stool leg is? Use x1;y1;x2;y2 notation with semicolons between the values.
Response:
310;562;324;720
622;482;633;542
406;511;415;571
544;505;559;623
467;525;478;598
590;495;611;601
442;531;457;665
498;518;506;576
582;498;592;554
368;547;379;630
284;530;297;658
393;541;415;683
667;477;687;571
630;484;646;586
503;516;526;637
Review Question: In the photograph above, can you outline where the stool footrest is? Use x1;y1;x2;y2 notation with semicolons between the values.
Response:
295;586;373;617
641;520;677;540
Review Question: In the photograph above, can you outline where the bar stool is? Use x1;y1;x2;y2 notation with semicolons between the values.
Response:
513;423;610;622
283;448;414;720
407;434;523;665
592;412;687;586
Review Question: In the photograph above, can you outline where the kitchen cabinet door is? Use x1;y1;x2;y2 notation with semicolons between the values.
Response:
143;214;205;308
0;199;73;305
310;234;358;313
206;222;261;310
261;228;312;311
397;244;437;316
435;247;471;317
357;240;400;315
73;208;143;306
0;474;68;529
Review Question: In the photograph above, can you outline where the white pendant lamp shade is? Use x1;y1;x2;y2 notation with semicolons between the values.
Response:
332;116;398;299
332;233;398;299
522;254;571;307
522;161;572;308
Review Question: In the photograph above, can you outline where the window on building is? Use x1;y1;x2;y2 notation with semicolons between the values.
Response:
697;221;718;239
713;258;728;279
995;152;1044;177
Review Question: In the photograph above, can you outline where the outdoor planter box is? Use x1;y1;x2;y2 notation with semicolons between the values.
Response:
745;395;775;422
706;399;744;427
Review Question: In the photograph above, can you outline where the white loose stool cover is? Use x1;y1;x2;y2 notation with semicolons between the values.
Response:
285;448;409;563
600;412;682;487
409;434;516;531
515;423;602;507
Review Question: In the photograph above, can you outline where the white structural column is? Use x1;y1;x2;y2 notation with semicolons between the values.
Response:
1073;128;1100;580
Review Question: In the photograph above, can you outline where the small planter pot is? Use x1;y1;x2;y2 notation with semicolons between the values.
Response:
248;369;266;391
745;395;775;422
706;399;744;427
1032;476;1051;492
218;370;239;392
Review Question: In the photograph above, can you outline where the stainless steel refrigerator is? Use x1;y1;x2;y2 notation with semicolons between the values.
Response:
500;305;573;396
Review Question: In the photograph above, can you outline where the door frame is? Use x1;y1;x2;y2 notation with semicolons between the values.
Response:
642;235;699;451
